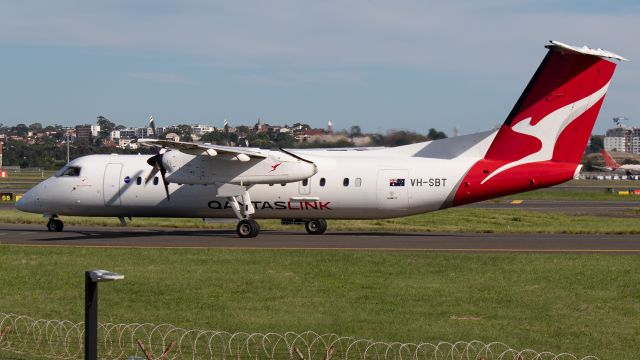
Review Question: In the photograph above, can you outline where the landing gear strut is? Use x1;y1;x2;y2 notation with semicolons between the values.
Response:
305;219;327;235
237;219;260;238
47;218;64;232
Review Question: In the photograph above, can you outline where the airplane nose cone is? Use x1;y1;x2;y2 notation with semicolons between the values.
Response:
15;186;40;213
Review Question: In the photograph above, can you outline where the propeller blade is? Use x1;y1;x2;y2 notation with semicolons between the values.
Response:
160;167;170;201
146;154;162;183
146;153;171;201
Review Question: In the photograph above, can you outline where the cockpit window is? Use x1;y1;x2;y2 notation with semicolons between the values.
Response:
55;166;81;177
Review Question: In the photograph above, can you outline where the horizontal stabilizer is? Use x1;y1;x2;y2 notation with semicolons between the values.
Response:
546;40;629;62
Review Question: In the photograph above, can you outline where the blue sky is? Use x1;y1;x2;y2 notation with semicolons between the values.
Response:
1;1;638;135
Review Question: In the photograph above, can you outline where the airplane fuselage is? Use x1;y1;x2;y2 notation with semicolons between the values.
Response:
20;144;487;220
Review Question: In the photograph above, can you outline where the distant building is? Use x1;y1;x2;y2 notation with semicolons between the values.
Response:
604;126;640;153
190;124;215;135
75;125;100;141
117;138;138;149
135;127;152;138
164;132;180;142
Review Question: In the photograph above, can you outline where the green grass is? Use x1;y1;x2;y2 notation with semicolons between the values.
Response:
3;207;640;234
0;246;638;359
504;189;640;201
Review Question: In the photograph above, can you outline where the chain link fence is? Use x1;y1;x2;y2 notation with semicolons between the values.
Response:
0;313;597;360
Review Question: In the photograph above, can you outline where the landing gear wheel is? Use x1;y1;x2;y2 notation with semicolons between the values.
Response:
237;219;260;238
47;219;64;232
305;219;327;235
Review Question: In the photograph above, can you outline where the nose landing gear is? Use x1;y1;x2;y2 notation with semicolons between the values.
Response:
227;190;261;238
47;217;64;232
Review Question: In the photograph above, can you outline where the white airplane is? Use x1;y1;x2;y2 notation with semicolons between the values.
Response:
16;41;627;237
600;149;640;174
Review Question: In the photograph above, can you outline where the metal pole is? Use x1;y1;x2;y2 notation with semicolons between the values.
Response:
85;271;98;360
67;133;70;163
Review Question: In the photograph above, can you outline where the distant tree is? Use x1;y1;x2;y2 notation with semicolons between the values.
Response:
274;132;296;148
588;135;604;153
384;131;427;146
292;123;311;131
368;133;385;146
96;116;116;145
14;124;29;137
96;116;116;132
201;131;226;144
228;132;239;145
28;122;43;131
350;125;362;137
246;132;272;148
176;124;193;142
298;139;353;148
622;158;640;165
236;125;251;136
426;128;447;140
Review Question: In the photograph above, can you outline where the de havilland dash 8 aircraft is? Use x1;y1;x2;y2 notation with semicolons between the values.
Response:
16;41;627;238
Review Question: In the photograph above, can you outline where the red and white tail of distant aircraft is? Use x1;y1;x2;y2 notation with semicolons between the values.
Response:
16;40;628;237
600;149;640;174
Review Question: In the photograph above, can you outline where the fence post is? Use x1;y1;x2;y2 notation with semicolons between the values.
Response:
84;270;124;360
85;271;98;360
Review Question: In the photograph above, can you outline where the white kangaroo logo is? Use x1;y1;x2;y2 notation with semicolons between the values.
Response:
481;81;610;184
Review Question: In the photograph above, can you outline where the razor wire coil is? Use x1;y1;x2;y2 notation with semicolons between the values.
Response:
0;313;598;360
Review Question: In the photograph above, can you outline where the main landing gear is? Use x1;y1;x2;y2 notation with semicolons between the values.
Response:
47;217;64;232
282;218;328;235
237;219;260;238
305;219;327;235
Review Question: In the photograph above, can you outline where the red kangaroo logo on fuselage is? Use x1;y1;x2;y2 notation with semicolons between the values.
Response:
269;163;283;172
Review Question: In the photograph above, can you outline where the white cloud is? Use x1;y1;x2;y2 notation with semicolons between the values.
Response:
1;1;637;69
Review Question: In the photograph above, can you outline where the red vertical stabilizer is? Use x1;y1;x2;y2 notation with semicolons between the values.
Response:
453;41;624;206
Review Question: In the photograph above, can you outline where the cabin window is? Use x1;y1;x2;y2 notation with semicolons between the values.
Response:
136;177;142;185
56;166;81;177
355;178;362;187
320;178;326;187
153;177;159;186
343;178;349;187
302;179;308;186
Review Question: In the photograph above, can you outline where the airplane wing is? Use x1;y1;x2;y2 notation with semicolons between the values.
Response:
136;139;268;161
590;165;613;172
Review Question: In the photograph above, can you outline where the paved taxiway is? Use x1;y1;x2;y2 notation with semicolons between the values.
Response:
0;224;638;253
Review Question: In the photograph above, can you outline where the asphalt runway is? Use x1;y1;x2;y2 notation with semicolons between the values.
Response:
0;224;639;253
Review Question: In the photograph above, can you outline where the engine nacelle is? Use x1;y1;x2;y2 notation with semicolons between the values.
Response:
162;150;317;185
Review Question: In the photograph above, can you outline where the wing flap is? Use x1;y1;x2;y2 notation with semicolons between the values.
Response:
136;139;268;159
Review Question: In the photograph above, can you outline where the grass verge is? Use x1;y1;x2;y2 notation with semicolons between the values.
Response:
2;207;640;234
0;246;638;358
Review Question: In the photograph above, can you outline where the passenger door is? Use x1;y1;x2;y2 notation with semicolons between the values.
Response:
103;163;122;206
299;178;311;195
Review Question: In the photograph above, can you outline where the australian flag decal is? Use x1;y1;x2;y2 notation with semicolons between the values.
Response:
389;178;405;187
